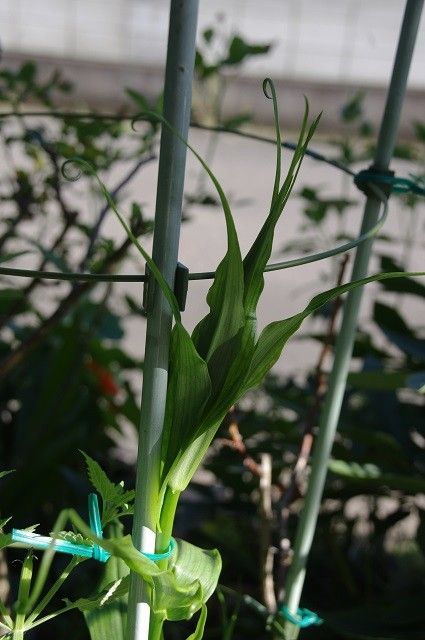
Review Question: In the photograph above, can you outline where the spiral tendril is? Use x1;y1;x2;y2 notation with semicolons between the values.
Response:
61;157;89;182
262;77;275;100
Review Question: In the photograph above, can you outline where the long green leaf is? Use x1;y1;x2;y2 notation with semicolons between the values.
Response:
138;112;245;376
152;538;221;621
243;96;320;318
186;604;207;640
71;511;220;628
164;271;425;494
160;323;211;483
190;180;244;367
83;522;129;640
242;271;425;394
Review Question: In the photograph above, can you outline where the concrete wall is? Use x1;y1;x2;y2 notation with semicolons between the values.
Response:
2;49;424;138
1;0;425;87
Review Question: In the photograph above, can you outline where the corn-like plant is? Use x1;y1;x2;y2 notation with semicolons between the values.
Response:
1;80;423;640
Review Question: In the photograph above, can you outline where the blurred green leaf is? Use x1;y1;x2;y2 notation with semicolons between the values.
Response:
328;459;425;493
222;36;271;66
221;113;252;130
347;370;408;391
341;91;365;122
0;288;31;315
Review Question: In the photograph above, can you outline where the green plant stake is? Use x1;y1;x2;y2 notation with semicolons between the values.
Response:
283;1;425;637
126;2;199;640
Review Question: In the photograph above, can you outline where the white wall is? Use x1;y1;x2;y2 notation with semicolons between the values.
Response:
1;0;424;88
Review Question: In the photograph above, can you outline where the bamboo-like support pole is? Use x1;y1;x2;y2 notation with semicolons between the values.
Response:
283;1;424;636
126;2;199;639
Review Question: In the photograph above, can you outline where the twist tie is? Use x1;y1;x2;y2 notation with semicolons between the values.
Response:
355;166;425;198
11;493;175;564
279;605;323;628
88;493;109;562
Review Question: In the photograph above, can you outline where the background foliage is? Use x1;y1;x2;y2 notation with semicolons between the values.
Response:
0;40;424;640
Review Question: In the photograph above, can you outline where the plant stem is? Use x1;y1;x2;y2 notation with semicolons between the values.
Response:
25;557;81;625
25;510;69;612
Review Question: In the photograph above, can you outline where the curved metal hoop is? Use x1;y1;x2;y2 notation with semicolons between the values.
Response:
0;107;387;285
0;185;387;284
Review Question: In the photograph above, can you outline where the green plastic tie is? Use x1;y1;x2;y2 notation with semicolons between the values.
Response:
279;605;323;628
355;169;425;196
11;493;175;564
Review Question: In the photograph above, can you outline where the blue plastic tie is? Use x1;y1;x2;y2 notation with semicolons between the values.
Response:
279;605;323;628
11;493;176;564
11;529;96;559
87;493;110;562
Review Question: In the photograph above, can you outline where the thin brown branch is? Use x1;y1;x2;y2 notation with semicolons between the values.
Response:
219;409;279;611
259;453;277;613
219;407;263;478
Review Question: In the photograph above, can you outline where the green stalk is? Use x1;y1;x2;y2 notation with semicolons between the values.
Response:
25;557;81;625
126;3;199;640
25;509;69;612
283;2;424;637
158;488;180;564
13;552;33;640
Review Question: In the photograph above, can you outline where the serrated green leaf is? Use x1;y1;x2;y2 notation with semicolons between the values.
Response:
54;531;92;547
23;524;39;534
80;452;135;526
81;452;117;502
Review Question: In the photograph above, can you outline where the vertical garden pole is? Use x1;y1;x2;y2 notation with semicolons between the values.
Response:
127;2;199;639
283;0;424;634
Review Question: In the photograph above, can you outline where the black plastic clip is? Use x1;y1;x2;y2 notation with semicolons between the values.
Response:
142;262;189;314
354;164;395;199
174;262;189;311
